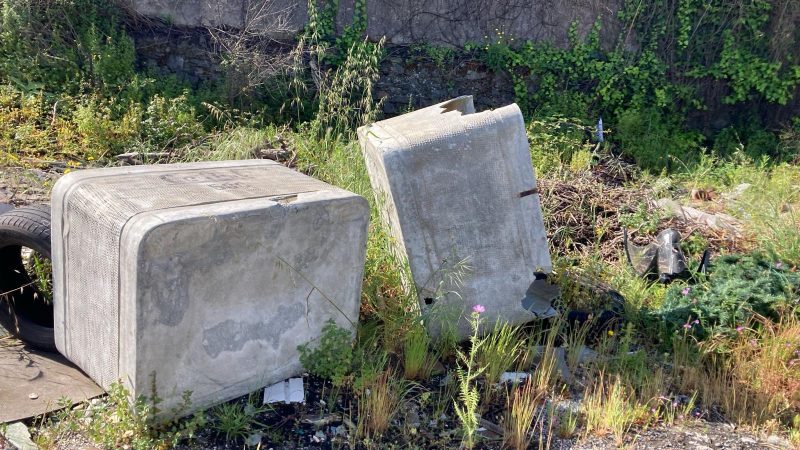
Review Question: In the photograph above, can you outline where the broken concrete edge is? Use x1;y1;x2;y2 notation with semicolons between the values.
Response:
1;422;38;450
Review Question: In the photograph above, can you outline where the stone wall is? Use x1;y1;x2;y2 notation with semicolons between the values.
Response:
126;0;622;112
130;21;516;113
128;0;623;48
376;48;516;115
130;26;223;85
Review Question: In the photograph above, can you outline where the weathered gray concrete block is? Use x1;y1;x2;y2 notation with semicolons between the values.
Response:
358;96;553;338
51;160;368;417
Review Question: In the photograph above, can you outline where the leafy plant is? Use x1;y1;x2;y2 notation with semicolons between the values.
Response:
285;0;383;142
615;107;702;172
33;375;206;448
453;306;486;449
298;319;354;386
527;118;595;176
0;0;136;94
22;249;52;304
619;201;662;235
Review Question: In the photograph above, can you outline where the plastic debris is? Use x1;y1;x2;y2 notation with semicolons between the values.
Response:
595;117;604;142
654;198;742;237
245;432;262;446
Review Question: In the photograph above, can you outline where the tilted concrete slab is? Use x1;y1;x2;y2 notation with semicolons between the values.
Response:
358;96;553;338
51;160;369;418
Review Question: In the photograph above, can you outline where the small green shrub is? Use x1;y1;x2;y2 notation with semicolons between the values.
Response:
658;253;800;338
777;118;800;159
0;0;136;94
713;125;780;160
476;320;523;388
618;202;661;235
298;319;354;385
615;107;702;172
73;99;140;157
141;94;204;150
57;379;205;450
527;118;594;176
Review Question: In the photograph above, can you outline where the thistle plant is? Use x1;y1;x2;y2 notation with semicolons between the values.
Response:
454;304;486;449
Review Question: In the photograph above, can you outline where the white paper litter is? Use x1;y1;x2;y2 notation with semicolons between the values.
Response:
499;372;529;384
263;378;305;404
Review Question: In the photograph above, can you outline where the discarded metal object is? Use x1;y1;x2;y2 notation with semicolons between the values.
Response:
625;228;691;283
624;226;713;283
51;160;369;419
0;341;103;423
358;96;553;338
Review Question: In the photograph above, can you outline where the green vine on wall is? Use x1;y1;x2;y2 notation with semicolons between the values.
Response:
471;0;800;170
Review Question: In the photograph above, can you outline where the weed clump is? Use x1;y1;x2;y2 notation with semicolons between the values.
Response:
659;253;800;337
298;319;354;386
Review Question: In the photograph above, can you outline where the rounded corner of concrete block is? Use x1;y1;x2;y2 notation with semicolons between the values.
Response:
348;194;371;219
50;170;87;204
494;102;524;120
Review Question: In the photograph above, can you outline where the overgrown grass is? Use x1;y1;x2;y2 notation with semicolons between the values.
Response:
582;373;643;446
19;112;800;448
503;378;544;450
477;320;523;400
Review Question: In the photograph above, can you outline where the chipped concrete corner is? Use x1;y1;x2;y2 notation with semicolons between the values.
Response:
358;96;553;339
51;160;369;418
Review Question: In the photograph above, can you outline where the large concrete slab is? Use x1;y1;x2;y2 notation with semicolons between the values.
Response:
51;160;369;417
358;96;553;338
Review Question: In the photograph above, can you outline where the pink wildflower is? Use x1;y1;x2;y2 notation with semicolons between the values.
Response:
682;287;691;296
472;304;485;314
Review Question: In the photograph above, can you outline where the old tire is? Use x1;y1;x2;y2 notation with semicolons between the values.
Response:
0;204;56;351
